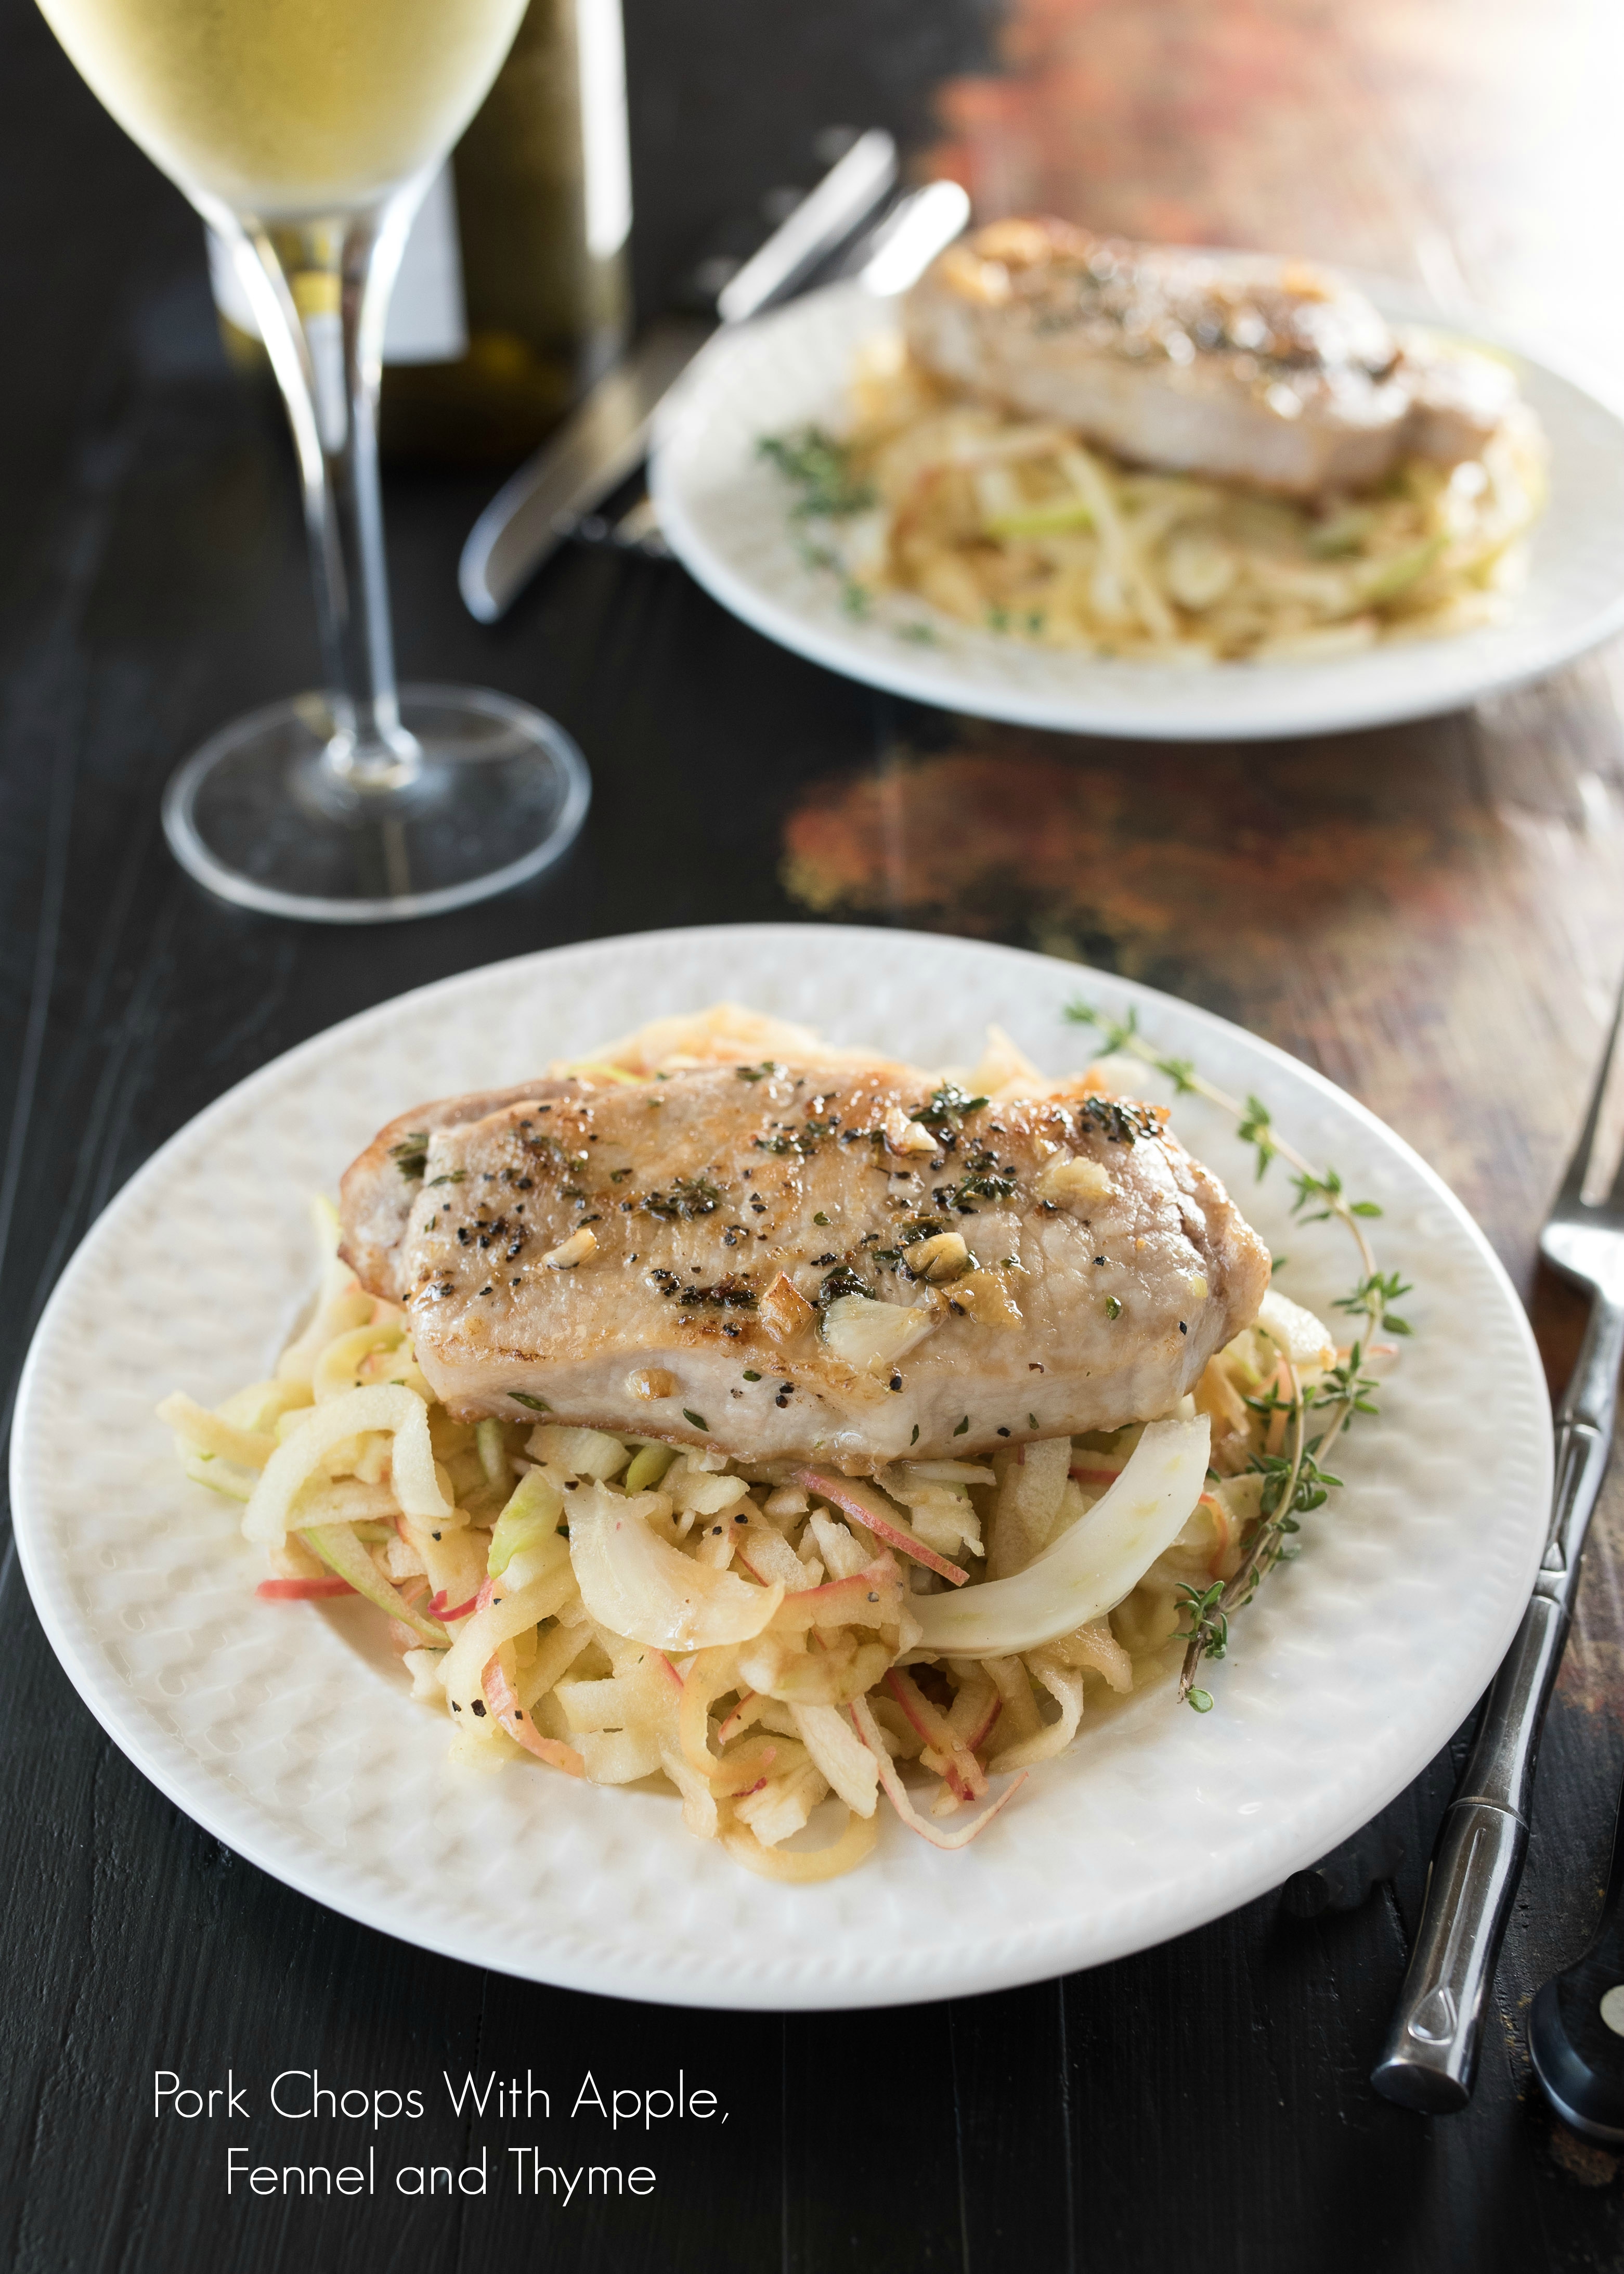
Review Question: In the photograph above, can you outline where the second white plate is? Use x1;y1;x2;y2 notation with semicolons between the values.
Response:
11;925;1550;2007
651;282;1624;741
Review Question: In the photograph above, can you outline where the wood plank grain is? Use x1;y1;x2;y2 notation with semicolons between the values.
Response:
7;0;1624;2261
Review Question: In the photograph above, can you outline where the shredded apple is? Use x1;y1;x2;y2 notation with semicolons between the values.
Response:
159;1015;1347;1881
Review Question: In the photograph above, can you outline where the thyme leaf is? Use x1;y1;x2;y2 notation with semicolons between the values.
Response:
817;1264;867;1306
1334;1271;1413;1336
913;1081;990;1127
389;1131;430;1181
758;427;876;518
1061;996;1410;1712
1075;1094;1161;1146
641;1174;722;1221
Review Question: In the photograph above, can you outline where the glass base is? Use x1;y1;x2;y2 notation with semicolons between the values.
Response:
161;683;590;923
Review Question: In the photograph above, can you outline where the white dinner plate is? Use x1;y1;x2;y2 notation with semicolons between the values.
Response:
650;281;1624;741
10;925;1550;2008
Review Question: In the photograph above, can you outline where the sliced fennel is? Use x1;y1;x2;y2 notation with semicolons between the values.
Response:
567;1482;784;1650
300;1522;450;1648
243;1381;450;1544
909;1415;1210;1658
487;1467;564;1576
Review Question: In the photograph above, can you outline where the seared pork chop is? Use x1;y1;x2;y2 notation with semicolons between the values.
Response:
903;217;1514;498
339;1057;1268;1471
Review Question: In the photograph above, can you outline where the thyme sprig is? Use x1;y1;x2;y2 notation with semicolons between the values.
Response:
758;428;875;519
1064;998;1407;1708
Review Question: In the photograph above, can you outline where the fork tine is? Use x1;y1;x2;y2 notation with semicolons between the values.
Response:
1560;964;1624;1208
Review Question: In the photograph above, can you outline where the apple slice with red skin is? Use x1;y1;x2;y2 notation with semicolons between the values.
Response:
887;1667;988;1803
715;1692;759;1747
482;1653;586;1777
300;1523;450;1646
850;1695;1025;1850
256;1576;355;1601
962;1690;1002;1755
793;1470;969;1586
769;1552;905;1633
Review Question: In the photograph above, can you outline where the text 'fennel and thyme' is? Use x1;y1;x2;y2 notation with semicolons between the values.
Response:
154;2067;725;2202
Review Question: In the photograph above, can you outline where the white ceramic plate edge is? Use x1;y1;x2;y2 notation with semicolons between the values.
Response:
651;284;1624;741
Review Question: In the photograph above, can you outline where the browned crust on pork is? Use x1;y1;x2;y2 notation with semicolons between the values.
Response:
340;1079;578;1299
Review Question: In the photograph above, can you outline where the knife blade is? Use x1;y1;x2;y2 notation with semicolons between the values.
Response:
458;318;708;623
459;129;899;625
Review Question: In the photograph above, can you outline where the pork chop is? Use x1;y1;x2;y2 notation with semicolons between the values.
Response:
903;217;1515;498
339;1058;1269;1471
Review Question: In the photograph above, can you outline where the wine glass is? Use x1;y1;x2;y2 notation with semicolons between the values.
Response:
36;0;590;923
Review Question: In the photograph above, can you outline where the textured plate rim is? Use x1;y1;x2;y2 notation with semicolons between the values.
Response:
649;282;1624;742
9;924;1552;2007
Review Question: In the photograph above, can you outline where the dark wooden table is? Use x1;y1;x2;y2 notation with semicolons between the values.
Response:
5;0;1624;2265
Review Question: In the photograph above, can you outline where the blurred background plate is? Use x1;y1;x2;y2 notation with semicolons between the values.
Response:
651;281;1624;741
9;925;1550;2008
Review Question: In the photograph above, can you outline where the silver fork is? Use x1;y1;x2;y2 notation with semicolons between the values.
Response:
1371;975;1624;2113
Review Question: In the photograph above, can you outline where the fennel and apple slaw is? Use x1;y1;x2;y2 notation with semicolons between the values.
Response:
762;335;1547;664
158;1016;1345;1883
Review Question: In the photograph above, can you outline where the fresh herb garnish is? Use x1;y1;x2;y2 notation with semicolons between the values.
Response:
508;1391;551;1413
735;1062;784;1082
425;1171;464;1187
1333;1270;1412;1336
1064;998;1408;1712
683;1410;709;1432
758;427;875;519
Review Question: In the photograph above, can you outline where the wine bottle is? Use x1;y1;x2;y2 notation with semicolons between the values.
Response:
206;0;631;467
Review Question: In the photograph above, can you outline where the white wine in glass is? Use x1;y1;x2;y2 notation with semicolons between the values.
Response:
36;0;591;921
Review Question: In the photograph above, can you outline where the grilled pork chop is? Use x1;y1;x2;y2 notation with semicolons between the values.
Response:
903;217;1514;498
339;1058;1268;1471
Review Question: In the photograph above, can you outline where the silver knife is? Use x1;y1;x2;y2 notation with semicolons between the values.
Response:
459;128;900;625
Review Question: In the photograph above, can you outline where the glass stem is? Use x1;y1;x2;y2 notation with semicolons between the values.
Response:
216;189;424;793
